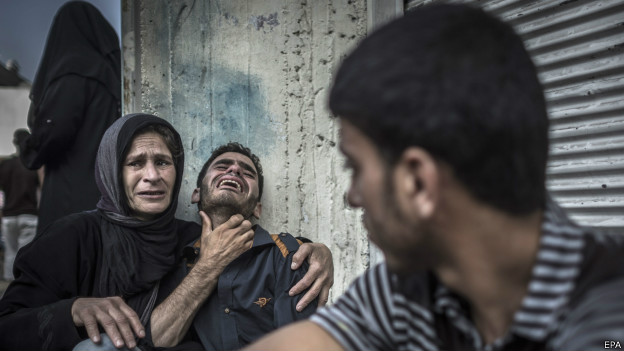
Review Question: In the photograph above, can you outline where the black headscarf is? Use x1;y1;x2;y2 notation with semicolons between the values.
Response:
95;113;184;298
30;1;120;115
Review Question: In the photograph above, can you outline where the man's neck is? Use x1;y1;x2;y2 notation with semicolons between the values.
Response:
432;198;543;345
203;207;253;229
208;213;230;229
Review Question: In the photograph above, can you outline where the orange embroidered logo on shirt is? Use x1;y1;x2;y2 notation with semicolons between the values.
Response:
254;297;271;308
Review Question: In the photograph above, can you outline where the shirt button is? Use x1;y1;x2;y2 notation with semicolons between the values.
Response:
224;308;230;314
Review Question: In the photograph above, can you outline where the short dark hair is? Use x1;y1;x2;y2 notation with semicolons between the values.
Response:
197;142;264;201
13;129;30;147
329;4;549;215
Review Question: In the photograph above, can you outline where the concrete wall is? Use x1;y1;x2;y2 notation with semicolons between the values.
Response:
122;0;374;300
0;86;30;156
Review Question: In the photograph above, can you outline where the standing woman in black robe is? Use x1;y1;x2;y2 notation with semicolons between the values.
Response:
20;1;121;235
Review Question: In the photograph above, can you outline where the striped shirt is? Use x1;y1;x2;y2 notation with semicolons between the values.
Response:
311;200;624;350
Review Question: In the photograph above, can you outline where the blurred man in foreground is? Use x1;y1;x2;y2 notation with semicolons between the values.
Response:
246;3;624;350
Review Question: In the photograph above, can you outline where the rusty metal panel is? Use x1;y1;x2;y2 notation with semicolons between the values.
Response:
406;0;624;234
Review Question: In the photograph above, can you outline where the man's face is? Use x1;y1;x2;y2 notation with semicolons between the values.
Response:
123;131;176;221
340;119;431;273
198;152;261;219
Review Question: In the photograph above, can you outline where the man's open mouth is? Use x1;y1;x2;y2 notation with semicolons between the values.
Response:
218;179;242;192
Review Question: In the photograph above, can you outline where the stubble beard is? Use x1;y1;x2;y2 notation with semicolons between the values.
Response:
377;171;433;274
199;185;258;221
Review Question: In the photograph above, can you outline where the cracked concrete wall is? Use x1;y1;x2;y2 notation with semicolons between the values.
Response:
122;0;369;300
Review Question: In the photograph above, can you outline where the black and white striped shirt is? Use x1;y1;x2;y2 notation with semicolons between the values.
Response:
311;201;624;350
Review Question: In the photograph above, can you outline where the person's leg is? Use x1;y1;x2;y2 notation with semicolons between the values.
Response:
16;214;37;250
2;217;18;280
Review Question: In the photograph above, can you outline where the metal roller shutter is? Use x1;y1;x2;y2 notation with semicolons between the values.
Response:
405;0;624;234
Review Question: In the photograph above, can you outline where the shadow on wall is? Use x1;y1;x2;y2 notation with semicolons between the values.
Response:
172;65;279;221
189;66;278;161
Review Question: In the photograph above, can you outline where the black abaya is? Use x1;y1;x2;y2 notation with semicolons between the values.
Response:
20;1;121;234
0;211;200;350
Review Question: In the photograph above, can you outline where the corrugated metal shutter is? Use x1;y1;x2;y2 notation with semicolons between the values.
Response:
405;0;624;234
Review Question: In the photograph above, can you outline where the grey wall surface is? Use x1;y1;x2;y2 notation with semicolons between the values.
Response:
0;86;30;156
122;0;371;299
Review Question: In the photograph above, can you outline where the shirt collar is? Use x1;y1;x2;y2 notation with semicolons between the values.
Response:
251;225;274;248
511;198;584;341
432;198;585;346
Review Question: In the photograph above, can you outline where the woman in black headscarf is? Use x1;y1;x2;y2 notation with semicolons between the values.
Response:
1;112;335;351
0;114;199;350
20;1;121;235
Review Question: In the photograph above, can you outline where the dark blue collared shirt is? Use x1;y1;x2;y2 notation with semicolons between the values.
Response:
188;225;317;350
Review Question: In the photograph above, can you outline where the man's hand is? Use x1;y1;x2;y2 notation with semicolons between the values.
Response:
71;296;144;349
289;243;334;311
150;212;255;347
196;211;255;272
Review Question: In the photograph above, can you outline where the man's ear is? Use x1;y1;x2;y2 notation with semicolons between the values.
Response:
191;187;200;204
394;147;439;219
252;202;262;219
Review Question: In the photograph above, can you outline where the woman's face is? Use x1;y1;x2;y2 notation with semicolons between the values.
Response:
122;131;176;221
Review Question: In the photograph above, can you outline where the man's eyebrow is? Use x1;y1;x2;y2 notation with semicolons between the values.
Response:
239;162;257;175
212;158;257;175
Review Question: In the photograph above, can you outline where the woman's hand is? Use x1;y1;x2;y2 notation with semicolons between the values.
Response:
71;296;144;349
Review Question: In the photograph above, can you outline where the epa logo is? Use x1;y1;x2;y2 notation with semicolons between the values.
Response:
605;341;622;349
